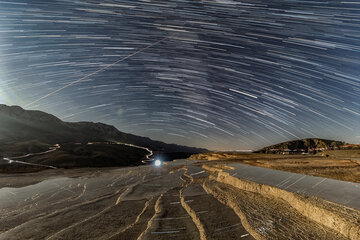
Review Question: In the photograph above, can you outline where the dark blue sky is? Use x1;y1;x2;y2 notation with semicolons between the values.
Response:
1;0;359;150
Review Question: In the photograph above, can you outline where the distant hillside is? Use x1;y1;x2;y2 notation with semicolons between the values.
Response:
256;138;346;154
0;143;150;173
0;104;208;155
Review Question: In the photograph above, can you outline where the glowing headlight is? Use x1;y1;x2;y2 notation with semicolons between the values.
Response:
154;159;162;166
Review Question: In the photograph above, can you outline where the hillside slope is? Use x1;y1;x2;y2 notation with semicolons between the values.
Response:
0;104;208;154
256;138;345;153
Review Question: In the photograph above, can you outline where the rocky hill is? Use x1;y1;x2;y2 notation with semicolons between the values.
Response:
255;138;346;154
0;104;208;155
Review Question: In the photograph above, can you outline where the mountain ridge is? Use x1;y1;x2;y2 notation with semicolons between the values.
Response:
0;104;208;154
255;138;346;154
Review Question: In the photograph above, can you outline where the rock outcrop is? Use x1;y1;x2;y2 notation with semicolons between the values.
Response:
255;138;345;154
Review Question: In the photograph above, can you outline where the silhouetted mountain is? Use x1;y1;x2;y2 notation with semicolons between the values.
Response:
0;104;208;154
256;138;346;154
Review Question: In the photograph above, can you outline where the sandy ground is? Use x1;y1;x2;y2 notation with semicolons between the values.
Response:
190;150;360;183
0;160;359;240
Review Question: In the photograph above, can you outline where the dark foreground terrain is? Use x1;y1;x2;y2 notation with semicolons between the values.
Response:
0;143;150;173
1;160;359;240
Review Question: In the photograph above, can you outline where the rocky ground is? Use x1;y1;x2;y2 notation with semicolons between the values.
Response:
1;160;359;240
189;150;360;183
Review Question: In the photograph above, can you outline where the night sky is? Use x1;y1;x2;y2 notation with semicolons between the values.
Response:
1;0;360;150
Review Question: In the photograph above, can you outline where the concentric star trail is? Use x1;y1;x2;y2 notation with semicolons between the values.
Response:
24;36;169;108
0;0;359;150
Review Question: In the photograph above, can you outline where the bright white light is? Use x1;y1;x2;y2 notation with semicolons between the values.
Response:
154;159;162;166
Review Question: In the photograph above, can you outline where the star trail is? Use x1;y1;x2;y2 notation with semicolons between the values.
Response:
0;0;359;150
